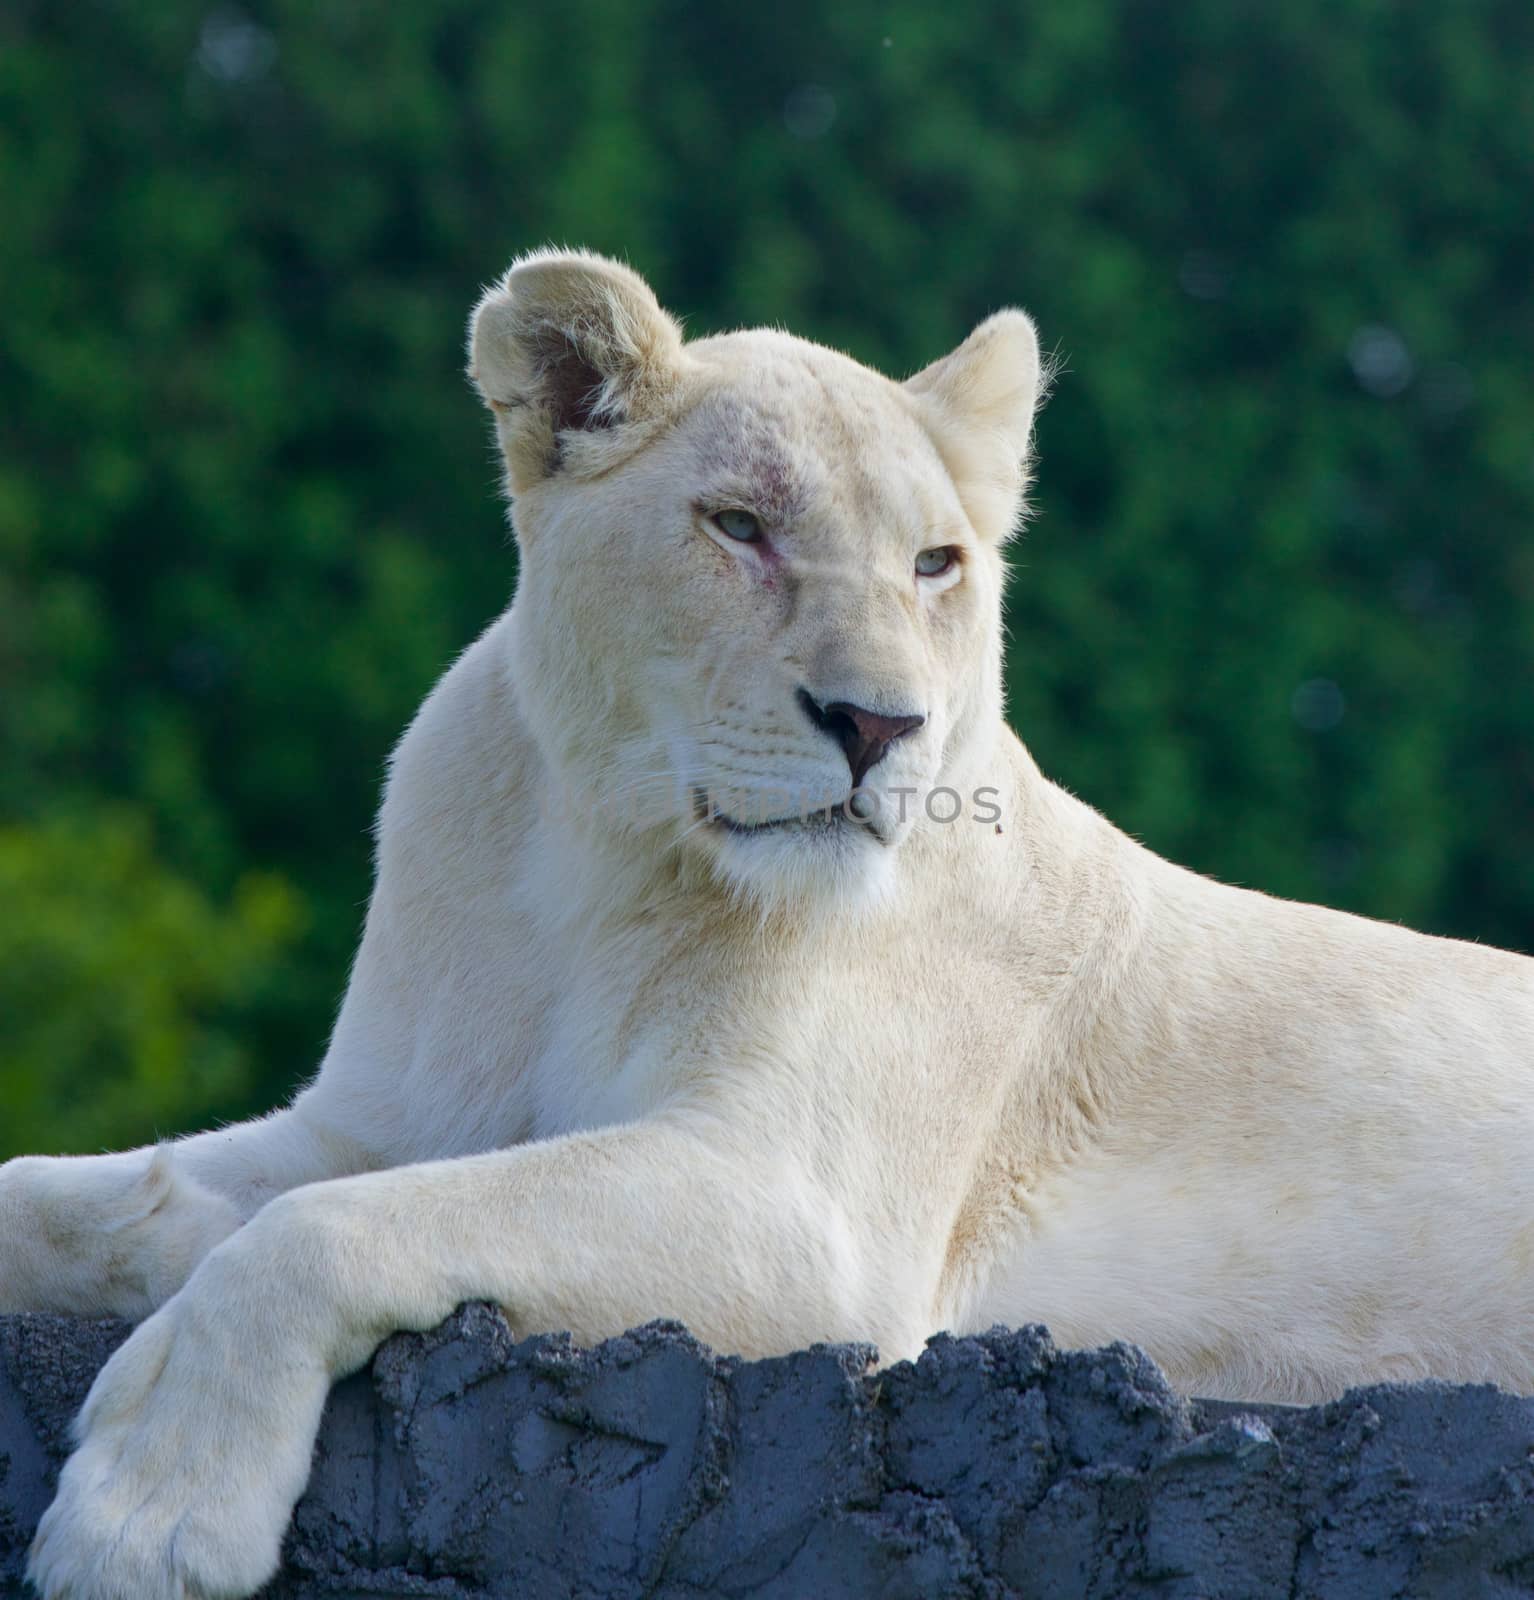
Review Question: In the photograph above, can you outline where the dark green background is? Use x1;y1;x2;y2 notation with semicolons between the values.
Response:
4;0;1531;1157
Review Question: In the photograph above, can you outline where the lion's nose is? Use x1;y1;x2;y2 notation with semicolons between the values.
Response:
797;690;926;787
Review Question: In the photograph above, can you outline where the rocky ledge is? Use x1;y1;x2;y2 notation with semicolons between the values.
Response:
3;1305;1533;1597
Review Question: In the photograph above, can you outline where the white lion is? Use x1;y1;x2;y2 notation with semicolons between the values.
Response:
9;249;1534;1600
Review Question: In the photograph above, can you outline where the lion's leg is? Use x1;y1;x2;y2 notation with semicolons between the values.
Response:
0;1101;376;1320
29;1115;878;1600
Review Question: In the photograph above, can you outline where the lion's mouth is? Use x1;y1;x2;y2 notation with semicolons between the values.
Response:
692;788;873;839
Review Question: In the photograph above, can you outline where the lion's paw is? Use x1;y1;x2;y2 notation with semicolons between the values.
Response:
29;1436;283;1600
28;1288;320;1600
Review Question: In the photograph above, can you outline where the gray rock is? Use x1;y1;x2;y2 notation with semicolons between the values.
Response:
3;1305;1532;1597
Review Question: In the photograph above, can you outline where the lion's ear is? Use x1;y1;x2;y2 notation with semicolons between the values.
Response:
468;249;686;492
904;310;1047;543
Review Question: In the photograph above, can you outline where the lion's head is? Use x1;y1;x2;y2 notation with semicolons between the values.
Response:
469;250;1045;908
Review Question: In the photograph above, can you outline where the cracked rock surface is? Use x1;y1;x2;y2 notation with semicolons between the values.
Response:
3;1304;1534;1597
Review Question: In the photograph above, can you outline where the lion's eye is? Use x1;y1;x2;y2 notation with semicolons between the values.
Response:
915;546;957;578
714;509;763;544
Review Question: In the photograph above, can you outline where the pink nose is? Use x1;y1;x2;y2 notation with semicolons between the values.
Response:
798;691;926;787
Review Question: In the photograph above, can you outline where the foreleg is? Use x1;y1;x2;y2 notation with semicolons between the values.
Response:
29;1114;874;1600
0;1100;375;1319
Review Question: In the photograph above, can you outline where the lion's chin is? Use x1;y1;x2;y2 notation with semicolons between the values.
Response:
699;814;899;920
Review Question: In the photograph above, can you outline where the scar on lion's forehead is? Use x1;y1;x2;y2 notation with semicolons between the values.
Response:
690;404;813;522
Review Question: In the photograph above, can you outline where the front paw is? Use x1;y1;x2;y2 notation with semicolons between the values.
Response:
0;1147;241;1318
28;1282;327;1599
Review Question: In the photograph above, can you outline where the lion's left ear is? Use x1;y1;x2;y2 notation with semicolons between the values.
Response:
903;310;1046;543
469;248;687;494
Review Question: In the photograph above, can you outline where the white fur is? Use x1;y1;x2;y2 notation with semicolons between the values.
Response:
9;247;1533;1599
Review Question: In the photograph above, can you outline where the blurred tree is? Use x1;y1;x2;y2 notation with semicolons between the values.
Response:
1;0;1530;1155
0;809;300;1154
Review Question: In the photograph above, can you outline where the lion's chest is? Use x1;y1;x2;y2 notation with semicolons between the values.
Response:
519;920;748;1139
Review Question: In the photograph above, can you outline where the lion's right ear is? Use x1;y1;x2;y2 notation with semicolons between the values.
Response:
904;310;1047;544
468;249;686;493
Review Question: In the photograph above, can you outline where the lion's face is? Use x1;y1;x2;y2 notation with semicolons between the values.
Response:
469;251;1044;907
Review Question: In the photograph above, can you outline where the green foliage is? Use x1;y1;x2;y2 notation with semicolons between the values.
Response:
0;810;302;1154
2;0;1531;1156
